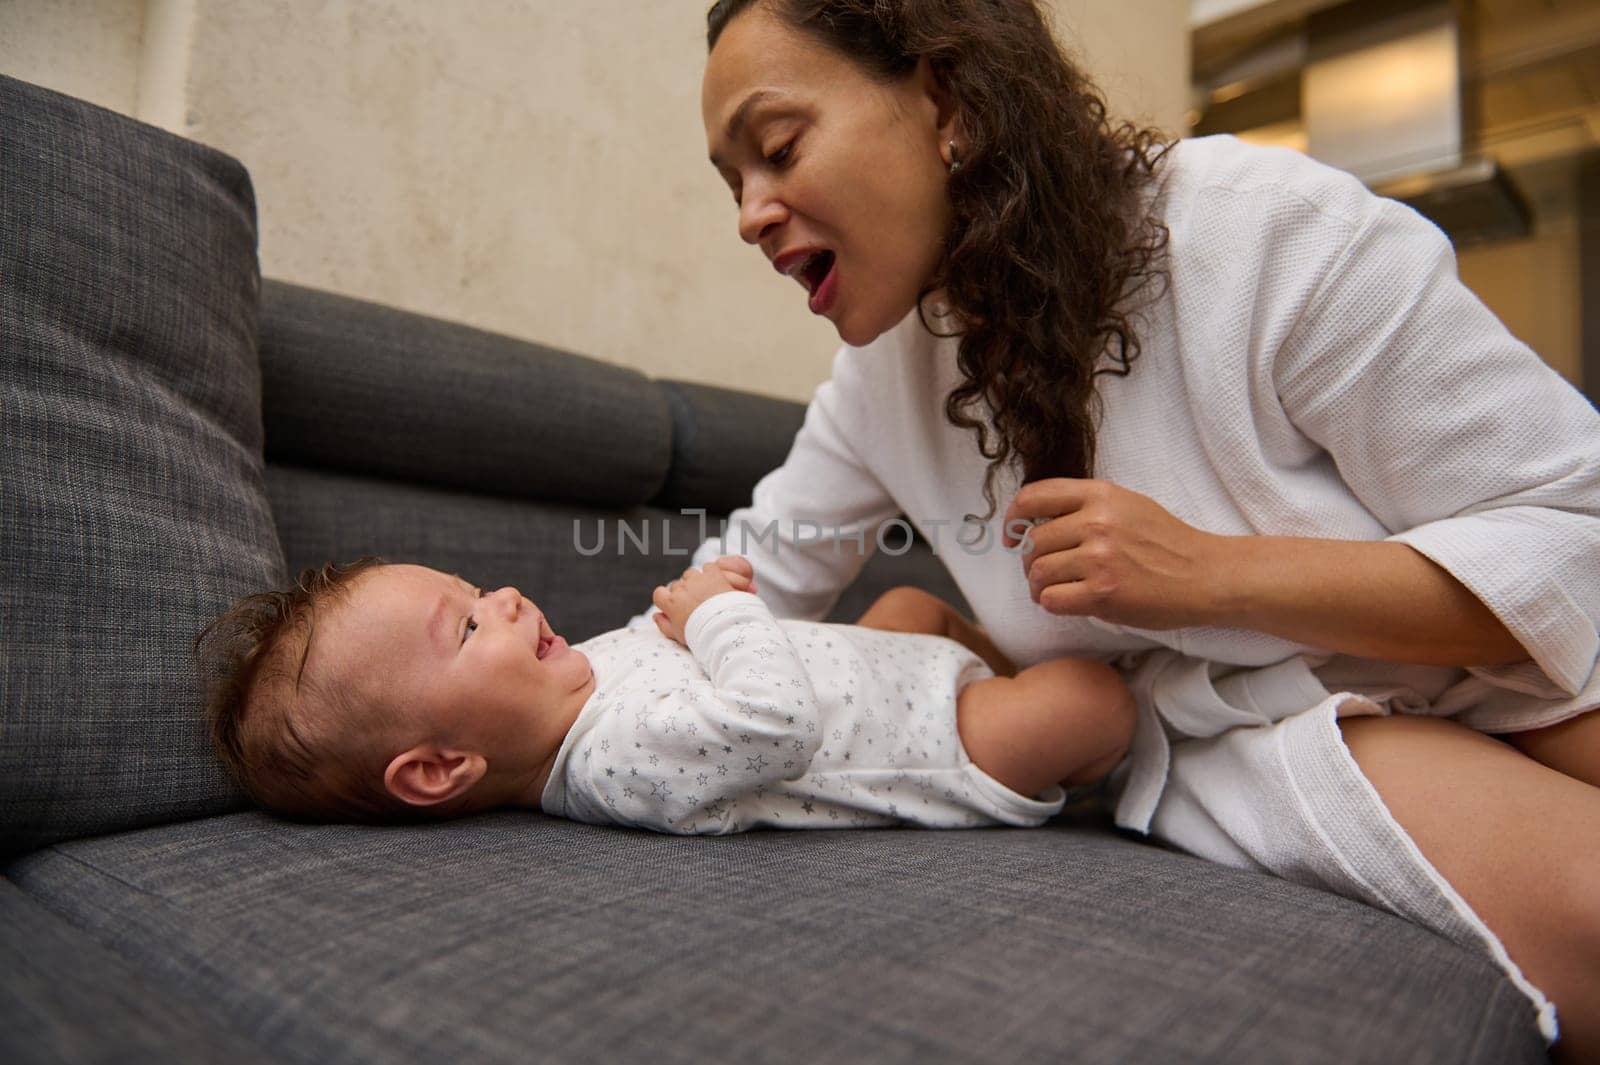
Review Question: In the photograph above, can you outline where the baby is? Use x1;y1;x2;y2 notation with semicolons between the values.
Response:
197;555;1136;832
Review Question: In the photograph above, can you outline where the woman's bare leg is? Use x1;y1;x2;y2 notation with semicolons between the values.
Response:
1503;708;1600;790
956;658;1135;798
1339;714;1600;1062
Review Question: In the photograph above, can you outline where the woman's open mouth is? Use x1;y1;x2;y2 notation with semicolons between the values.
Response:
802;251;838;315
778;248;840;315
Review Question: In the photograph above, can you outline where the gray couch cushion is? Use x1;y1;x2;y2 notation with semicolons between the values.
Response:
0;878;273;1065
6;811;1544;1065
265;464;969;641
260;280;673;506
0;75;283;858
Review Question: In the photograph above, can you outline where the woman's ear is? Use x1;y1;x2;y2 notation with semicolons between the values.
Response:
384;744;488;806
914;55;962;155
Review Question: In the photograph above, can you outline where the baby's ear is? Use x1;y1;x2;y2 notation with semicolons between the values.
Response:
383;745;487;806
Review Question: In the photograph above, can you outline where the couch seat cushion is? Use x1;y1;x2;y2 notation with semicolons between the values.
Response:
6;813;1543;1065
0;878;275;1065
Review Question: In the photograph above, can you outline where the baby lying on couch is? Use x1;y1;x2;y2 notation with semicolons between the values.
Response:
197;556;1135;833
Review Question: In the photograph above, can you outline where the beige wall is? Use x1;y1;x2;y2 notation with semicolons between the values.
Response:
3;1;143;114
4;0;1189;402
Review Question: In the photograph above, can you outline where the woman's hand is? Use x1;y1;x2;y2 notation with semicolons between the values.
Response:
1001;478;1223;629
1001;480;1528;667
651;556;756;647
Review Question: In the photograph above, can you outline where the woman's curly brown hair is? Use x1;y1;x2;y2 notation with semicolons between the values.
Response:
707;0;1173;520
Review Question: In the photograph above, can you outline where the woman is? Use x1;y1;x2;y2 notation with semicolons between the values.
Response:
686;0;1600;1055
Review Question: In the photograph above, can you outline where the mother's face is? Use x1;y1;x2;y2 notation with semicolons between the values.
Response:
702;6;958;347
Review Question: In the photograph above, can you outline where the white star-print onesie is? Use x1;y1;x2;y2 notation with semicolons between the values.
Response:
539;591;1066;834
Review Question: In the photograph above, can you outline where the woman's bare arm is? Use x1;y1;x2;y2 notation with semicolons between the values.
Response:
1206;536;1525;667
1004;478;1528;669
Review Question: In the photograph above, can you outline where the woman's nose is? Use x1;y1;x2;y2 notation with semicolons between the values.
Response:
738;186;786;246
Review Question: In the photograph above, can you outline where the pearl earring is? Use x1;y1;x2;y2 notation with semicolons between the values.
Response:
948;139;962;175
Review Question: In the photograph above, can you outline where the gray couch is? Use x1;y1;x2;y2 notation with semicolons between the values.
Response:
0;75;1549;1064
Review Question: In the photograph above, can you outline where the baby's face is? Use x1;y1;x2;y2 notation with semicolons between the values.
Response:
309;564;593;762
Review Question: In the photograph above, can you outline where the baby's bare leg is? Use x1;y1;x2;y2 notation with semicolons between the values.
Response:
857;586;1016;677
956;658;1135;799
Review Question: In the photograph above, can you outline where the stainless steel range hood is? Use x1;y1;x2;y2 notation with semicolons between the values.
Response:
1302;0;1530;243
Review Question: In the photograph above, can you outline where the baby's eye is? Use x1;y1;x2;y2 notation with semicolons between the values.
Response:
457;584;484;645
765;140;794;167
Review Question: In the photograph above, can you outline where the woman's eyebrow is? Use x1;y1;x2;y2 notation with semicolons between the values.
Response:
726;89;783;140
708;89;790;167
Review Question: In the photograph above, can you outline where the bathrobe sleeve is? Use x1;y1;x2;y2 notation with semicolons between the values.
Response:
1270;188;1600;696
627;347;902;629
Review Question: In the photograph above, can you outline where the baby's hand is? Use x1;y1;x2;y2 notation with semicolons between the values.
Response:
711;554;757;595
652;558;753;647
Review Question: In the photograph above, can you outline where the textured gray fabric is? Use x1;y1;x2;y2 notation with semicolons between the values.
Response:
0;75;283;857
652;378;808;513
0;877;272;1065
264;463;968;640
260;280;673;506
7;811;1545;1065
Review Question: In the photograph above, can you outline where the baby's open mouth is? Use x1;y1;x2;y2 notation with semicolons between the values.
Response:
534;615;557;659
